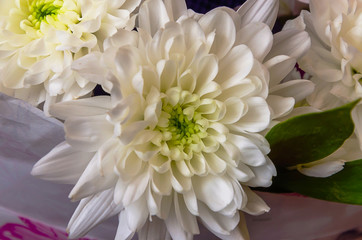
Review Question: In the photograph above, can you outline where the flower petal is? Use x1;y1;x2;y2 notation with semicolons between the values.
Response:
215;44;254;89
138;0;171;36
270;79;315;102
267;95;295;119
199;9;236;59
297;160;345;177
233;97;270;132
67;188;122;239
198;202;240;235
193;175;234;212
31;141;93;184
64;115;114;152
235;22;273;61
69;139;120;200
265;29;311;61
174;192;200;234
242;187;270;215
50;96;111;119
237;0;279;29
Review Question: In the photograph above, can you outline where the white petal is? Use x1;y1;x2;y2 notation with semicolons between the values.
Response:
50;96;111;119
164;0;187;21
237;0;279;29
171;162;192;192
152;171;172;196
69;139;120;200
228;134;268;166
267;95;295;119
193;54;218;94
264;55;296;87
174;192;199;234
116;211;135;240
165;203;193;240
297;160;345;177
31;141;93;184
158;59;177;92
266;29;311;61
235;22;273;61
242;187;270;215
203;152;227;174
193;175;234;212
199;9;236;59
71;52;108;86
270;79;315;102
183;188;199;216
68;188;122;239
124;196;149;231
138;0;171;36
64;115;114;152
221;97;245;125
233;97;270;132
138;217;171;240
198;202;240;235
309;0;348;45
121;171;150;206
246;157;276;187
215;44;254;88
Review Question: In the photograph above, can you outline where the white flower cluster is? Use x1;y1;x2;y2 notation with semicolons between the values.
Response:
0;0;140;112
10;0;362;239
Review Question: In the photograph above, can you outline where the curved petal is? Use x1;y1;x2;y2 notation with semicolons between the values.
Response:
199;9;236;59
31;141;94;184
50;96;111;119
69;139;120;200
270;79;315;102
242;187;270;215
215;44;254;88
193;175;234;212
198;202;240;235
67;188;123;239
266;95;295;119
138;0;171;36
233;97;271;132
237;0;279;29
64;115;114;152
297;159;345;177
235;22;273;62
265;29;311;61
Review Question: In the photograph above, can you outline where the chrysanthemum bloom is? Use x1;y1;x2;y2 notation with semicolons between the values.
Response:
0;0;141;111
284;0;362;176
32;0;311;239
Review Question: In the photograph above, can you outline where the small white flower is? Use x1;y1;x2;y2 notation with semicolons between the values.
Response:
0;0;141;111
32;0;312;239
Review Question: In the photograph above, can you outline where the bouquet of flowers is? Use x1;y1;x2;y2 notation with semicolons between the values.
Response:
1;0;362;239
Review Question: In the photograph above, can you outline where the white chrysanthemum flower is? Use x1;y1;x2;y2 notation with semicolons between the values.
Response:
283;0;362;176
294;0;362;145
32;0;311;239
0;0;141;111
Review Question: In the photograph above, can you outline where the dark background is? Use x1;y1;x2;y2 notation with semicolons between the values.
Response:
185;0;245;13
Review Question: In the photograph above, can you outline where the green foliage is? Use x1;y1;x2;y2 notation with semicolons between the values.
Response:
266;100;359;168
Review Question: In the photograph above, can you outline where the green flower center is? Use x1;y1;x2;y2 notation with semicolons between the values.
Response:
28;0;63;29
162;104;203;146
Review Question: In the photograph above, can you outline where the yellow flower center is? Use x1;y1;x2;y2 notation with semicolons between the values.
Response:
15;0;80;38
28;0;63;29
153;88;210;161
160;103;206;147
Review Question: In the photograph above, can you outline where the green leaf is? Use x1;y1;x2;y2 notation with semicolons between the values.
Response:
271;159;362;205
266;99;360;168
